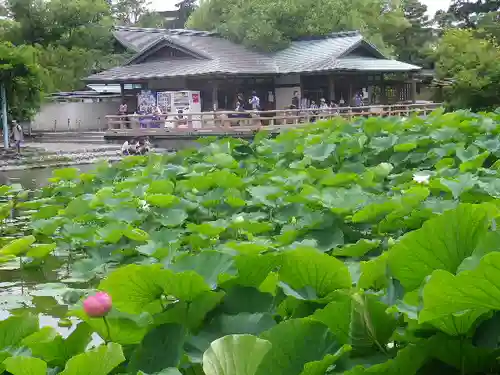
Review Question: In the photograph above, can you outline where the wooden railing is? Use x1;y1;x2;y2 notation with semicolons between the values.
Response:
105;103;442;133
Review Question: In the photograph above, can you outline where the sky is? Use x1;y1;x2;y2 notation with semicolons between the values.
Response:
150;0;453;15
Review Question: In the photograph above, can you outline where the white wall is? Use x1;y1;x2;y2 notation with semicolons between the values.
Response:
31;100;120;132
275;87;300;110
274;75;301;110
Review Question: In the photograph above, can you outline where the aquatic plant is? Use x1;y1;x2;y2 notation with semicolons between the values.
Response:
1;109;500;374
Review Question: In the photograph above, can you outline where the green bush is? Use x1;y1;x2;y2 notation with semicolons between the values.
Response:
2;110;500;374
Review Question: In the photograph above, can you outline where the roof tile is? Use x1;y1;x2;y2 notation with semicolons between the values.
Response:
87;27;421;82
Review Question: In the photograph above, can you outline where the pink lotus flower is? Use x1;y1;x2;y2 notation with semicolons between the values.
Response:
83;292;112;317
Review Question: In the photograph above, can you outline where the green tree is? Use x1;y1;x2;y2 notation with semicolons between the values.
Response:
0;42;43;121
1;0;123;93
386;0;434;66
5;0;112;47
433;29;500;111
477;10;500;41
434;0;500;40
136;11;167;28
447;0;499;28
112;0;150;25
187;0;409;52
35;45;125;92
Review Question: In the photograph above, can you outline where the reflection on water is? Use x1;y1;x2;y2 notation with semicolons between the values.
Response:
1;163;102;343
1;164;95;189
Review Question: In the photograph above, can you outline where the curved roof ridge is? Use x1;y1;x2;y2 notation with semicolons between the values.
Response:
113;26;218;37
294;30;361;41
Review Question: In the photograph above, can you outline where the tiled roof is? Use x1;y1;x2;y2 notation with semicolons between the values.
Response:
304;57;422;73
86;28;421;82
273;34;363;73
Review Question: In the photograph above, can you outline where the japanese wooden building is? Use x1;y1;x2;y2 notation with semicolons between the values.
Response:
86;26;422;112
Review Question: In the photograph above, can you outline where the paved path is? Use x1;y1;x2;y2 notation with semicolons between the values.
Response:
23;142;121;153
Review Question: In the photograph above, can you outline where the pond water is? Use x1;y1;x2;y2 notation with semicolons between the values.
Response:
1;163;101;342
1;163;95;189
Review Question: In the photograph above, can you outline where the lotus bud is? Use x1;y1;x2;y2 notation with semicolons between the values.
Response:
83;292;112;317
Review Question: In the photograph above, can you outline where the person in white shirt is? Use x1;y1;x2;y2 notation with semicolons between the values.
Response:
249;91;260;111
122;138;137;155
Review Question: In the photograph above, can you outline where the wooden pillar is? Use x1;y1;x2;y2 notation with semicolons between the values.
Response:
348;83;352;106
380;74;387;105
410;73;417;104
299;75;304;108
328;75;335;102
212;81;219;110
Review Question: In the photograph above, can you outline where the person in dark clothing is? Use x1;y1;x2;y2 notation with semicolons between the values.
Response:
136;137;151;155
291;91;300;109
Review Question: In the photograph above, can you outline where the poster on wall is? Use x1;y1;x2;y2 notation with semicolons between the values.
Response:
157;91;172;113
137;90;156;114
173;91;190;109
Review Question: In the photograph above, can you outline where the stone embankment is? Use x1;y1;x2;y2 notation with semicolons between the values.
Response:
0;142;123;171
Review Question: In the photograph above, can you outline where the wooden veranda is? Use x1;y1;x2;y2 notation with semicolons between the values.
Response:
105;102;442;135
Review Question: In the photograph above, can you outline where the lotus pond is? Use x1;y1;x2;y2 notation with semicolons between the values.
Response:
2;110;500;375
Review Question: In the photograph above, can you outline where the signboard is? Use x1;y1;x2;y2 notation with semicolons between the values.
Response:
137;90;156;113
157;91;172;113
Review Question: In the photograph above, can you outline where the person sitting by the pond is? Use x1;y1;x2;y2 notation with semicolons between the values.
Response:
10;120;23;156
136;138;151;155
121;138;138;155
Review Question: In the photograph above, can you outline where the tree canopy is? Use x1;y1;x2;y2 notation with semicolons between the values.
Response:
0;0;127;95
433;29;500;111
0;42;43;121
385;0;434;67
187;0;410;52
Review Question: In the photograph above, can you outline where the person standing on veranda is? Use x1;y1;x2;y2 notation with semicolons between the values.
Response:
249;91;260;111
